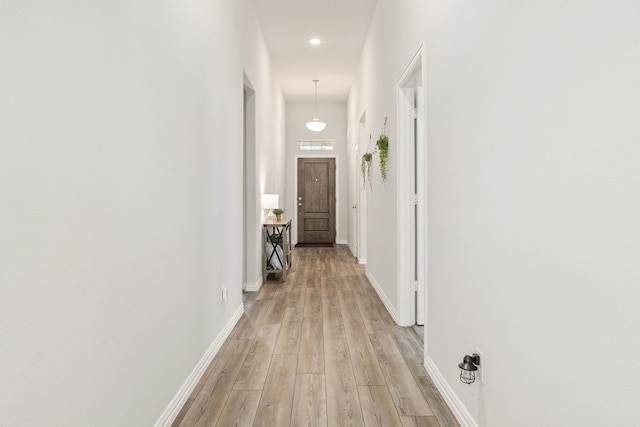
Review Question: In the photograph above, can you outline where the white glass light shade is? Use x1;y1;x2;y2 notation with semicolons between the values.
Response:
261;194;279;210
306;119;326;132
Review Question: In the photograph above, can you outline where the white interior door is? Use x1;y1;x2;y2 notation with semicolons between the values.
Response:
353;140;359;258
357;113;367;264
397;49;425;327
415;87;425;325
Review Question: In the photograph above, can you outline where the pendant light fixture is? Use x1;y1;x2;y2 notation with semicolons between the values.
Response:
306;79;326;132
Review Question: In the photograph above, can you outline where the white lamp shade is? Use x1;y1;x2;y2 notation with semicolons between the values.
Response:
306;119;326;132
261;194;279;210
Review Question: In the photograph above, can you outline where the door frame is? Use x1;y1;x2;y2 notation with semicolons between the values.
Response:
243;76;260;291
293;154;339;246
396;47;427;328
356;112;367;264
349;135;359;258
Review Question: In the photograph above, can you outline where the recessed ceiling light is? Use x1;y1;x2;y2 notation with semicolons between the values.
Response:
309;38;321;45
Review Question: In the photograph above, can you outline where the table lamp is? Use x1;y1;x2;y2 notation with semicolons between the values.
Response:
261;194;279;218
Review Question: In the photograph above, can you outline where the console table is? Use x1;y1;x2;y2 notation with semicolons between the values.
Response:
262;219;292;282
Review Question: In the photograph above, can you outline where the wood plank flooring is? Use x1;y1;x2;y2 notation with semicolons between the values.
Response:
173;245;460;427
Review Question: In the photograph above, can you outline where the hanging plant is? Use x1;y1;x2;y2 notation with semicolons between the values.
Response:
361;152;373;189
376;117;389;182
361;134;373;189
376;134;388;182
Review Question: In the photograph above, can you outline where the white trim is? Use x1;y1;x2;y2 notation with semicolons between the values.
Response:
358;257;367;265
337;239;348;245
154;304;244;427
365;269;401;326
424;355;478;427
244;276;263;292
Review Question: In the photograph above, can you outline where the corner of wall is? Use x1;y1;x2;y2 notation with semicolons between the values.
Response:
154;303;244;427
364;269;401;325
244;276;263;292
423;355;479;427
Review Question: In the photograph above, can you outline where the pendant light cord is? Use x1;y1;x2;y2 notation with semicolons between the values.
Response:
305;80;326;131
313;79;319;118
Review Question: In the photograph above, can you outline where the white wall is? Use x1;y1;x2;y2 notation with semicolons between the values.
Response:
243;5;287;289
350;0;640;426
347;0;427;314
0;0;281;425
285;103;348;244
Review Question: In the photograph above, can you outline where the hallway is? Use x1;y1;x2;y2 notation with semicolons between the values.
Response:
172;246;459;427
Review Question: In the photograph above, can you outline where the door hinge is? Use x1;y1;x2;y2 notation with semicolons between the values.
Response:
411;194;418;205
411;108;418;119
412;281;418;291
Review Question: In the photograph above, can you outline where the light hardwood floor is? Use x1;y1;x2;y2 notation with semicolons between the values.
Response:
172;245;460;427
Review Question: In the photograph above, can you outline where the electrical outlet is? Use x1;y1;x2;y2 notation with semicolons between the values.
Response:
222;286;228;301
474;347;484;383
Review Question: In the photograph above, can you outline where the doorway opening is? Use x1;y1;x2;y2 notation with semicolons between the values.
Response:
243;77;259;291
397;48;426;339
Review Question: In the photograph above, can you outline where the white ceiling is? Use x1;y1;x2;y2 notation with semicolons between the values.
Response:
252;0;378;103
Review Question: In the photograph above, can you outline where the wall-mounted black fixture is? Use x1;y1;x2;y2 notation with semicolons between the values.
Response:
458;353;481;384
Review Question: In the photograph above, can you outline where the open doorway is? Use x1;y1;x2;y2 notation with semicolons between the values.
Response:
356;112;367;264
397;49;426;339
243;78;259;291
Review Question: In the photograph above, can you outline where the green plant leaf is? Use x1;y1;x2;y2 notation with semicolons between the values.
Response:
376;134;388;182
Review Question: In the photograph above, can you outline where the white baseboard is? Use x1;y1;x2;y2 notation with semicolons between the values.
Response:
337;239;348;245
244;276;262;292
358;257;367;265
364;269;400;325
154;303;244;427
424;355;478;427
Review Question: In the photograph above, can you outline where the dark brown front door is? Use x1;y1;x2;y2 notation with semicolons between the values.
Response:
297;157;336;244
